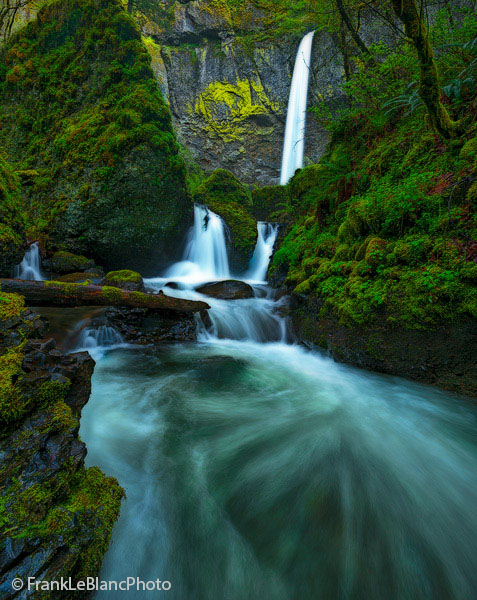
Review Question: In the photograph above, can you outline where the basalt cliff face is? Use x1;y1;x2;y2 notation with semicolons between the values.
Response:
141;0;349;184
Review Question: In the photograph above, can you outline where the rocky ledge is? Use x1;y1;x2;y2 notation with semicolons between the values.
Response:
291;294;477;397
0;293;123;598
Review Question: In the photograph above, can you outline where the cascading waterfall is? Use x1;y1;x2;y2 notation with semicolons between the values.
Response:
76;325;123;350
245;222;279;283
79;203;477;600
280;31;315;185
13;241;44;280
164;204;230;284
69;318;124;360
145;206;286;343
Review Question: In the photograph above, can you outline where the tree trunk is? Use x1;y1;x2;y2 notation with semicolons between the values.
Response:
127;0;134;14
390;0;459;138
335;0;377;66
0;279;209;313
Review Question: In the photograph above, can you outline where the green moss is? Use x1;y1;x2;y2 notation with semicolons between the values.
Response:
0;344;25;427
0;151;25;275
48;251;94;274
101;285;124;303
0;292;25;320
251;185;288;221
194;169;257;257
192;77;279;142
103;269;142;283
0;0;190;271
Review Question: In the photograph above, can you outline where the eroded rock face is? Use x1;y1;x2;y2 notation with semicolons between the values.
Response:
143;1;346;184
105;306;198;344
290;294;477;397
0;296;123;597
196;279;254;300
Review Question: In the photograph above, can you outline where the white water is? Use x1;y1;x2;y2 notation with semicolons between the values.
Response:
280;31;315;185
244;222;279;283
163;204;230;285
145;206;286;343
78;204;477;599
13;241;43;280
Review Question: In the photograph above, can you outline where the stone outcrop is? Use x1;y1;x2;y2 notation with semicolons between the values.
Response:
0;0;191;274
105;306;199;344
0;293;123;597
291;294;477;397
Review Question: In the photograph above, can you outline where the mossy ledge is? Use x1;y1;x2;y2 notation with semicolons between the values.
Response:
0;292;123;591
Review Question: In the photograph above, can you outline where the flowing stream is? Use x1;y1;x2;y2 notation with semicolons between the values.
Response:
79;206;477;599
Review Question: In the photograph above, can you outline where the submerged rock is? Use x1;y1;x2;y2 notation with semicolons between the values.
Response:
196;279;254;300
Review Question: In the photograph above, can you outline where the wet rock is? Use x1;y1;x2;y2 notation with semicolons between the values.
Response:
291;293;477;396
0;301;121;594
196;279;254;300
105;306;197;344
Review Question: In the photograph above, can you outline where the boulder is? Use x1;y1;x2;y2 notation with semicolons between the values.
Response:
101;269;145;292
44;251;95;275
196;279;254;300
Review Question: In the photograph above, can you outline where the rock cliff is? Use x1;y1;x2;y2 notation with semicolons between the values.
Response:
141;0;399;184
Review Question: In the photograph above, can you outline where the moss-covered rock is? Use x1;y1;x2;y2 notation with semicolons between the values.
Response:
194;169;257;270
0;0;191;273
101;269;145;292
251;185;288;221
45;251;95;275
0;152;25;276
0;296;123;586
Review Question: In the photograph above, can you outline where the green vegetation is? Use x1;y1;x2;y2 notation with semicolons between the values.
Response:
0;0;190;271
270;8;477;330
0;151;25;275
192;78;279;142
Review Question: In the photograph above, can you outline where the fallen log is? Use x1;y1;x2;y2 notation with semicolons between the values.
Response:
0;279;209;314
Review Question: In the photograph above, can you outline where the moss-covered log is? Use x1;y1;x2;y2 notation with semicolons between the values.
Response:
0;279;209;313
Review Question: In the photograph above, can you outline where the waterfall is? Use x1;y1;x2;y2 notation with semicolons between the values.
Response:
280;31;315;185
76;325;123;350
145;206;287;343
245;223;279;283
164;204;230;284
69;320;124;360
13;242;44;280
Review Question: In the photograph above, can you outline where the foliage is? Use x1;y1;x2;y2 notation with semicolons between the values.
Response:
0;151;25;275
270;8;477;330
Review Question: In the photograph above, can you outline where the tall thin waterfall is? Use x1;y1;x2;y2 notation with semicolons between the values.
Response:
13;242;44;280
280;31;315;185
164;205;230;283
245;223;278;283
